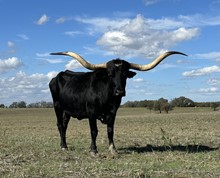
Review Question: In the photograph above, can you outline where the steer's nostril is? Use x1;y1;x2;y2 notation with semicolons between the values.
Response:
115;90;125;96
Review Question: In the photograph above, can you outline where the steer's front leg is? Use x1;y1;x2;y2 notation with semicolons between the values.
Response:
88;118;98;156
107;117;117;155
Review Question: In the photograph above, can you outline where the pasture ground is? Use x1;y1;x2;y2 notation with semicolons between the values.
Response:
1;107;220;177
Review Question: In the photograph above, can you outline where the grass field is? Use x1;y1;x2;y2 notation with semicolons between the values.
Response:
1;107;220;177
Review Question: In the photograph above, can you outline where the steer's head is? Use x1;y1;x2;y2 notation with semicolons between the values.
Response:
50;51;187;97
106;59;136;96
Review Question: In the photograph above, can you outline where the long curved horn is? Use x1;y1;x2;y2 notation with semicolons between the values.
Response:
130;51;187;71
50;51;107;70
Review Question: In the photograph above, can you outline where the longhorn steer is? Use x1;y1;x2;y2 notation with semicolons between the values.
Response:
49;51;186;156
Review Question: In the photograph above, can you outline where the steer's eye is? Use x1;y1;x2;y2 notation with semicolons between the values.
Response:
123;71;127;76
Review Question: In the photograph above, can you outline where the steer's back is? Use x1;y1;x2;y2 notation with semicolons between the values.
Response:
49;70;110;118
49;70;90;102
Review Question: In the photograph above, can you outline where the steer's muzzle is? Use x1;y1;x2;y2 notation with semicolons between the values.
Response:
115;89;125;96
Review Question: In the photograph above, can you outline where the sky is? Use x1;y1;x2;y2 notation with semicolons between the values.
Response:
0;0;220;106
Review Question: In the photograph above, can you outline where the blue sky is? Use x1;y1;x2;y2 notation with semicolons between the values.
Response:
0;0;220;106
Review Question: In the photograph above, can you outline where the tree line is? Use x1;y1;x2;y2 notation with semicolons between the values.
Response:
0;96;219;112
0;101;53;108
122;96;220;112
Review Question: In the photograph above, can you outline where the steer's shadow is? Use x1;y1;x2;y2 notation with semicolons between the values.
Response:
119;144;218;154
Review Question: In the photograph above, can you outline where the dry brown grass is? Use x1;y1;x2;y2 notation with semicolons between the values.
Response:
1;107;220;177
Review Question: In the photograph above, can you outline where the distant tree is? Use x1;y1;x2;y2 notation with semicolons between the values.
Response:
136;100;149;107
18;101;26;108
153;98;172;113
158;98;168;104
147;100;154;111
9;101;26;108
210;102;219;111
0;104;5;108
27;101;53;108
163;103;173;113
195;102;211;107
171;96;195;107
123;101;138;107
9;102;18;108
153;100;161;113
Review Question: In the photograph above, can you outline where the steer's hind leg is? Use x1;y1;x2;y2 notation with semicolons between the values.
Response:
55;105;70;150
61;113;71;150
88;118;98;156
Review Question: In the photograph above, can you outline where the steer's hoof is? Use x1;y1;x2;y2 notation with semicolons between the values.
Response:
61;147;68;151
90;151;99;157
110;149;118;155
109;144;118;155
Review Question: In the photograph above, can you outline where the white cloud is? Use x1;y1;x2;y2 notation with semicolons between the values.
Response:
182;65;220;77
44;59;64;64
74;14;203;33
198;87;219;93
193;52;220;61
171;27;199;42
75;16;130;34
56;17;66;24
64;31;83;37
6;41;16;54
47;71;58;79
133;78;144;82
55;17;74;24
0;57;22;73
36;52;64;64
36;52;50;57
74;13;220;58
65;60;83;70
179;14;220;27
160;63;177;69
96;15;199;58
208;78;220;86
75;14;180;32
0;71;58;106
143;0;159;6
7;41;14;48
145;17;183;30
97;31;133;46
17;34;30;40
36;14;49;25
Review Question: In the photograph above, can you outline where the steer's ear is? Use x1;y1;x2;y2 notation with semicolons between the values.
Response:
127;71;136;78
